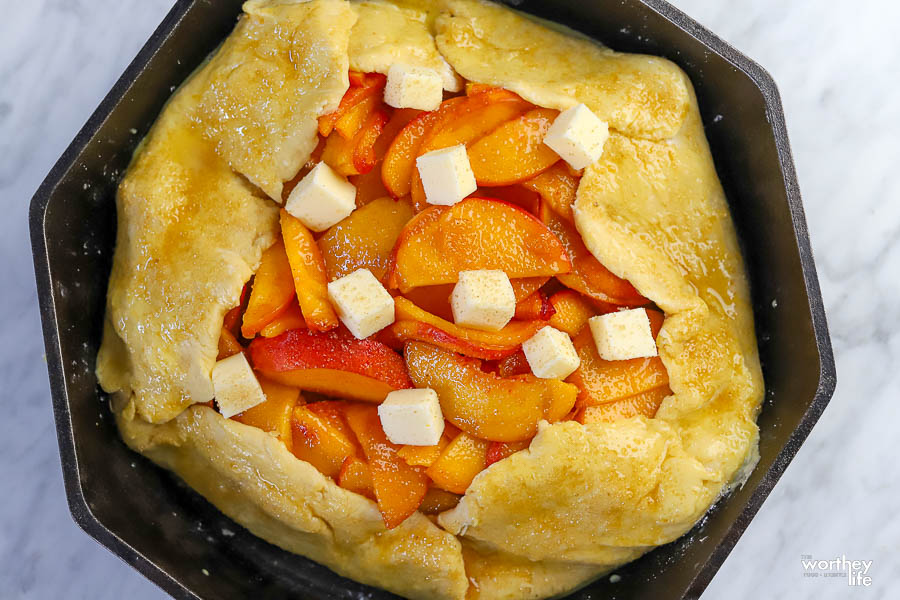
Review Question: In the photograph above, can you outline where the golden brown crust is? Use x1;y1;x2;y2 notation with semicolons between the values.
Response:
97;0;763;598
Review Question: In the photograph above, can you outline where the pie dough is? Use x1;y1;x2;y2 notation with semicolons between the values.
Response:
97;1;764;598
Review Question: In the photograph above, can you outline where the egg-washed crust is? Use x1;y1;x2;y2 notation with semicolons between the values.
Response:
98;1;764;599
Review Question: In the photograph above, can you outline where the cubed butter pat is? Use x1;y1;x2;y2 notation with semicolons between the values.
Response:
588;308;657;361
384;64;444;111
284;162;356;232
211;352;267;419
522;326;581;379
378;388;445;446
543;103;609;170
450;269;516;331
415;144;477;206
327;268;395;339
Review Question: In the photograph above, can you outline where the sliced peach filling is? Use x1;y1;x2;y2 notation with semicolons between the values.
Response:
206;72;668;529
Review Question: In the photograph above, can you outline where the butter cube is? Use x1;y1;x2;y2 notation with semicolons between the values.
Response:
543;103;609;170
284;162;356;232
378;388;445;446
384;64;444;111
211;352;267;419
450;270;516;331
522;326;581;379
327;268;395;339
416;144;477;206
588;308;657;361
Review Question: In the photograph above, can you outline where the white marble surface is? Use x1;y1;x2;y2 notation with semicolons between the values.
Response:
1;0;897;598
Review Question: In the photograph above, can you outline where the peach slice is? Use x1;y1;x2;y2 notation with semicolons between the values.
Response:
396;425;457;468
291;404;358;479
514;291;555;321
409;92;533;208
539;203;647;307
259;302;306;338
468;108;560;186
317;196;414;282
387;198;571;291
281;210;340;332
350;108;422;206
401;276;548;323
344;404;429;529
249;328;413;402
379;297;546;360
418;487;461;514
425;431;490;494
405;342;578;442
494;350;532;377
241;239;296;338
577;386;670;423
318;72;386;138
338;456;375;500
321;108;389;177
567;310;668;408
522;163;579;221
382;97;467;198
476;185;541;215
548;290;599;336
233;377;301;451
485;440;530;468
217;328;243;360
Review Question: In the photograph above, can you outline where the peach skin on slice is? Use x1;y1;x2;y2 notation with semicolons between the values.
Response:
567;309;667;408
344;403;429;529
386;198;571;291
485;440;530;468
291;404;359;479
233;377;302;451
281;210;340;332
379;297;545;361
539;202;647;307
425;431;490;494
321;108;389;177
405;342;578;442
522;163;579;221
317;196;413;282
249;328;413;402
468;107;560;186
577;386;671;424
548;290;599;337
318;71;386;138
241;239;296;339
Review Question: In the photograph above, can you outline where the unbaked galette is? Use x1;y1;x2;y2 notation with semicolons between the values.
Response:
96;1;764;598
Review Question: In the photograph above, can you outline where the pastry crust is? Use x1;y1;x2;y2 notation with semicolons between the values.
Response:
98;0;764;598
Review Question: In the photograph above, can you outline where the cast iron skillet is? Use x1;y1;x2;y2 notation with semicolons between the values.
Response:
29;0;835;598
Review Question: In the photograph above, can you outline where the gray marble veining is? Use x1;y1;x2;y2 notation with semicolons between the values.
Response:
1;0;897;598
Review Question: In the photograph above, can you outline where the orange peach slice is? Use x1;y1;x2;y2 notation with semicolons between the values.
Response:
468;108;560;186
522;163;579;221
344;404;429;529
321;108;389;177
547;290;598;336
405;342;578;442
418;487;461;514
338;456;375;500
539;203;647;307
217;328;243;360
317;196;414;282
567;310;667;408
387;198;571;291
318;72;386;138
401;276;547;322
259;302;306;338
281;210;340;332
577;386;670;423
425;431;490;494
379;297;545;360
291;404;358;479
249;328;413;402
241;239;296;338
514;291;555;321
233;377;301;451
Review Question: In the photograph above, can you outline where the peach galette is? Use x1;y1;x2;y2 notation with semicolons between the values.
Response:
96;1;764;599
